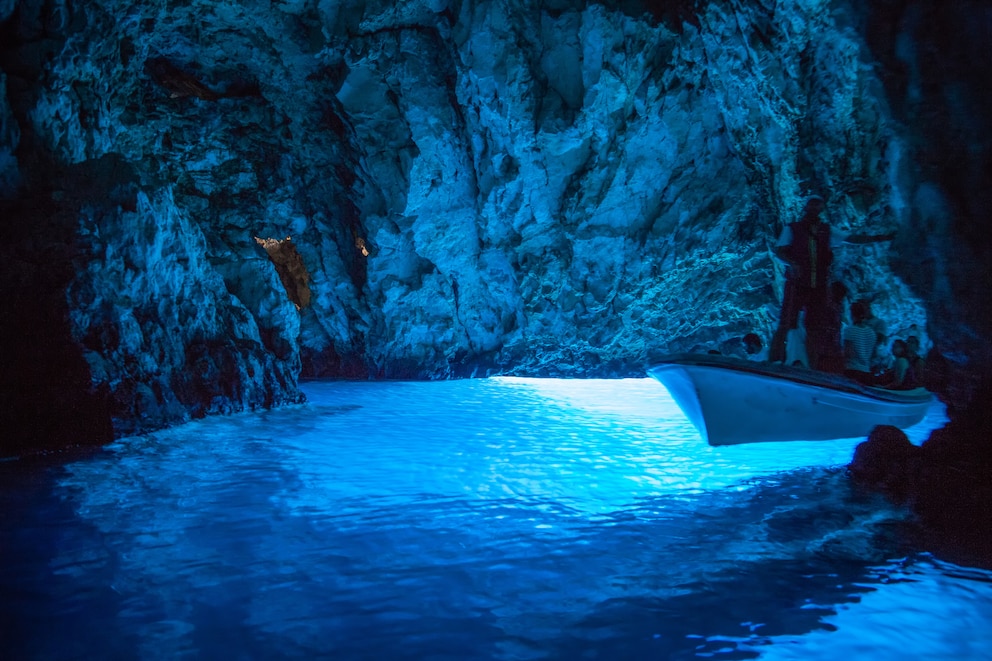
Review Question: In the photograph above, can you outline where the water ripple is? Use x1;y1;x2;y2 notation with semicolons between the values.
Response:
1;378;983;661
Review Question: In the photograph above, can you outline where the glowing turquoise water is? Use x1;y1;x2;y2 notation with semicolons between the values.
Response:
2;378;989;659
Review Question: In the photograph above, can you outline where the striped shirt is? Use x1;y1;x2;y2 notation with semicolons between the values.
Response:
843;323;877;372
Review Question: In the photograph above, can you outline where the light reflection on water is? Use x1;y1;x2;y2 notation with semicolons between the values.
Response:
1;378;988;660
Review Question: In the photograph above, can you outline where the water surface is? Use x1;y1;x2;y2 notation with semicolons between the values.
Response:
2;378;988;659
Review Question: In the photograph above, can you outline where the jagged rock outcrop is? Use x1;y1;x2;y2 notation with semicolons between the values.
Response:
1;0;990;453
850;403;992;566
68;180;304;435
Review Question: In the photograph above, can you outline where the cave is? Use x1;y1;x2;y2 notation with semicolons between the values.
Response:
3;0;988;447
1;0;991;652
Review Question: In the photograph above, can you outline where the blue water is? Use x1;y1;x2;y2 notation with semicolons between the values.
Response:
2;378;989;660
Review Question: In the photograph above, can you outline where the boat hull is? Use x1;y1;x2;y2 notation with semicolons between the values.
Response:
648;355;934;445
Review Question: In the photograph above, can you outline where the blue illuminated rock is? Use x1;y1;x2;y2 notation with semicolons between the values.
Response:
66;185;304;435
0;0;990;450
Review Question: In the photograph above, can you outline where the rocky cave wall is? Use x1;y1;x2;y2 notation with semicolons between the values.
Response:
857;0;992;399
1;0;989;454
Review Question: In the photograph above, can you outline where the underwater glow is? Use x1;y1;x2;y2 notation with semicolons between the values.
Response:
1;378;984;660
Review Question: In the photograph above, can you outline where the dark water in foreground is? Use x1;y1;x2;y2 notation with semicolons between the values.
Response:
2;378;989;660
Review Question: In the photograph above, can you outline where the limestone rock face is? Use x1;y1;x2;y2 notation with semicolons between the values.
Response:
67;184;303;436
348;0;924;378
1;0;989;449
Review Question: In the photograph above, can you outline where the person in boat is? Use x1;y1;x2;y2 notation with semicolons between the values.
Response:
742;332;769;361
808;280;848;373
861;299;892;376
879;339;918;390
769;195;895;365
902;323;930;355
843;300;878;385
770;195;830;364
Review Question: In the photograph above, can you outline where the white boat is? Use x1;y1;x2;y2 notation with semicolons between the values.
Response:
647;354;934;446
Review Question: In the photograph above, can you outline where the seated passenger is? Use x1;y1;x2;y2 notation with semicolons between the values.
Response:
880;339;918;390
859;299;891;375
843;300;877;385
742;333;768;362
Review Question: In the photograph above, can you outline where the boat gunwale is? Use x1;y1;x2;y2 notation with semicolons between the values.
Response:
648;353;932;405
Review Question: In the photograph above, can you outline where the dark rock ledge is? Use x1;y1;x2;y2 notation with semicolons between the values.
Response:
849;383;992;568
